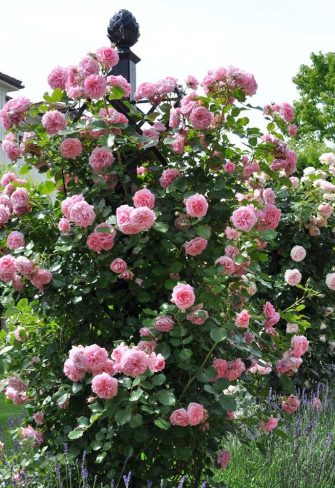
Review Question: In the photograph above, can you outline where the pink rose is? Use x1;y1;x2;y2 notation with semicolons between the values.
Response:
318;203;333;218
69;201;96;228
326;273;335;290
185;75;199;89
290;245;306;262
133;188;155;209
231;205;257;231
170;408;189;427
260;416;278;433
59;138;82;159
185;194;208;218
84;75;107;99
224;226;240;240
29;269;53;291
187;402;206;425
217;451;232;469
0;204;11;226
284;269;302;286
148;352;165;373
83;345;108;373
184;237;208;256
279;103;295;122
63;359;85;382
42;110;67;134
281;395;300;414
96;47;119;68
120;350;149;377
159;169;181;189
91;373;118;400
215;256;235;275
120;270;134;280
169;108;181;129
189;106;213;129
79;56;100;77
21;425;43;447
290;335;309;357
235;309;250;328
0;255;16;282
288;124;298;136
15;256;34;276
276;356;302;375
47;66;68;89
155;315;175;332
14;326;27;342
11;188;29;209
171;283;195;310
286;323;299;334
262;188;276;205
89;147;114;173
223;161;236;173
33;412;44;426
110;258;127;274
58;217;71;233
69;345;86;371
7;231;24;249
186;307;208;325
12;275;24;291
107;75;131;97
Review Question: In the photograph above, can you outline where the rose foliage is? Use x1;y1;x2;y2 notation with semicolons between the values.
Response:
0;45;334;486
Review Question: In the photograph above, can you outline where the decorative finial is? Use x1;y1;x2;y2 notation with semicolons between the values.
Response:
107;9;140;48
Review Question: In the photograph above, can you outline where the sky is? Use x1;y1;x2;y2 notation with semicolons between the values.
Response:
1;0;335;109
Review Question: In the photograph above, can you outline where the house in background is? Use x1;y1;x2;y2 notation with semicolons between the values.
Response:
0;72;24;163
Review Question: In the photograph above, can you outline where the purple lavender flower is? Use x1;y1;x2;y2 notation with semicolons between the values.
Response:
177;475;187;488
123;471;132;487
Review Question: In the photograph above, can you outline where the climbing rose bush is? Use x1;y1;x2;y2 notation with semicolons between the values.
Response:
0;44;333;486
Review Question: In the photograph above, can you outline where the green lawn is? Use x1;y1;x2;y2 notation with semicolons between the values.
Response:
0;395;22;449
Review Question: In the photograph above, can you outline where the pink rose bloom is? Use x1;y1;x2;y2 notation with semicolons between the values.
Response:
185;194;208;218
0;204;11;226
0;255;16;282
58;217;71;233
30;269;53;291
213;358;245;381
63;359;85;382
139;327;151;337
89;147;114;173
186;308;208;325
235;309;250;328
1;172;16;187
318;203;333;218
12;275;24;291
33;412;44;426
2;133;21;161
326;273;335;290
79;56;100;76
120;349;149;377
285;269;302;286
169;108;181;128
84;75;107;99
14;326;27;342
119;270;133;281
131;207;156;231
288;124;298;136
7;231;24;249
276;356;302;375
290;176;299;187
110;258;128;274
262;188;276;205
3;96;31;114
159;169;181;189
281;395;300;414
107;75;131;97
5;386;27;404
87;222;116;253
223;161;236;173
260;416;278;433
59;138;82;159
290;245;306;262
83;344;108;372
47;66;68;89
319;152;335;165
217;450;232;469
225;227;240;240
171;283;195;310
133;188;155;209
256;204;281;231
137;340;156;354
11;188;29;208
280;103;295;122
69;345;86;371
244;331;255;344
69;200;96;228
290;335;309;357
155;315;175;332
42;110;67;134
91;373;118;399
187;402;205;425
21;425;43;447
96;46;119;68
185;75;199;90
61;194;84;219
184;237;208;256
15;256;34;276
171;134;185;154
0;110;12;130
189;106;213;129
286;323;299;334
215;256;235;275
170;408;189;427
231;205;257;231
148;352;165;373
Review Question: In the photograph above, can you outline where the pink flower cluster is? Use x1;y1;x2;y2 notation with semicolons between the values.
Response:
264;102;295;122
215;245;250;277
87;223;116;253
202;66;257;98
281;395;300;414
107;75;131;97
21;425;43;447
0;173;31;220
276;335;309;376
134;76;178;103
116;205;156;234
263;301;280;335
212;358;246;382
0;254;52;292
61;194;95;228
1;133;22;161
170;402;207;427
263;134;297;176
4;376;28;405
0;97;31;130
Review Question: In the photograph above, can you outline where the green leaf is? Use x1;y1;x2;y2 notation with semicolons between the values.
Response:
68;428;84;440
39;180;56;194
129;389;143;402
154;418;170;430
156;390;175;406
152;374;166;386
115;408;132;426
178;349;193;361
210;328;227;342
260;230;278;241
153;222;169;233
72;383;83;394
109;85;125;100
219;395;237;411
196;225;211;239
